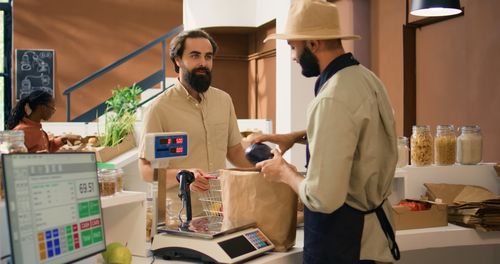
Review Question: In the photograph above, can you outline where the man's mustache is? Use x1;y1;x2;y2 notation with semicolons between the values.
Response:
193;67;210;74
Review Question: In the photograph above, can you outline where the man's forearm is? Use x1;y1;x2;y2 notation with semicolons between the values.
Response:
290;130;307;144
139;158;180;189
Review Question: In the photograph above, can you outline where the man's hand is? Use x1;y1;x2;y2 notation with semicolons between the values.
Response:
256;149;296;183
187;169;209;192
256;149;302;194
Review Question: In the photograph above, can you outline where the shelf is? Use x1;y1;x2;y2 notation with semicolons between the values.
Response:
100;191;145;208
106;147;139;169
396;223;500;251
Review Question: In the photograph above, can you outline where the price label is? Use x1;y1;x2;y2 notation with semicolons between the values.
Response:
76;179;98;199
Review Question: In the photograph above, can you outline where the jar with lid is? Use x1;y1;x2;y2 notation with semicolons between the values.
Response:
98;169;116;196
411;125;433;166
457;125;482;165
7;130;28;153
434;125;456;165
115;168;124;192
397;136;409;168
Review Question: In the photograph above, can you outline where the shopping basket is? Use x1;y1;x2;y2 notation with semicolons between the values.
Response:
199;174;223;217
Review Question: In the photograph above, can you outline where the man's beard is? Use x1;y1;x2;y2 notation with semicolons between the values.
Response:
299;47;320;77
183;67;212;93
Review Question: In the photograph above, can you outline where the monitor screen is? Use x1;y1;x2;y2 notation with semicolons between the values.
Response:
2;153;106;264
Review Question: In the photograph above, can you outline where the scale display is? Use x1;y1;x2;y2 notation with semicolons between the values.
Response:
150;133;188;159
2;153;105;264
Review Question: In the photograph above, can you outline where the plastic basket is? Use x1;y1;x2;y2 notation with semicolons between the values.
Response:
199;176;223;217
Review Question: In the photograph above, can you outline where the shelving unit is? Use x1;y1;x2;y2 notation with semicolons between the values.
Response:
101;191;147;257
397;223;500;251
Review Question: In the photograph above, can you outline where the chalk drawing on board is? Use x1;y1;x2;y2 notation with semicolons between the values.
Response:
15;49;55;100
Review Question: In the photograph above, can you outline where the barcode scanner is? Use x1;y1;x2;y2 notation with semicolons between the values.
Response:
176;170;195;221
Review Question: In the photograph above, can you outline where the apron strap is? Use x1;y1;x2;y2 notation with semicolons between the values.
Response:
363;200;401;261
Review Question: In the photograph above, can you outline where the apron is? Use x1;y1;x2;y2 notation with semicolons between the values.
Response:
303;201;400;264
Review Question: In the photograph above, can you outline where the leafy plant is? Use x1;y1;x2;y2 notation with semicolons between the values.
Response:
101;84;142;147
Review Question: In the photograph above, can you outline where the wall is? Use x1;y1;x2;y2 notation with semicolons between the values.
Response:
206;30;250;119
13;0;182;121
371;0;500;162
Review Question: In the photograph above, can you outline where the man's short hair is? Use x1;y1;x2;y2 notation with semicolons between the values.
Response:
169;29;218;73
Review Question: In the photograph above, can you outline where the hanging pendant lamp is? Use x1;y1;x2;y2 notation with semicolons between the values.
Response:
410;0;462;17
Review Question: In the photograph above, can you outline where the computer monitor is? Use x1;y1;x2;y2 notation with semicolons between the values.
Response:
2;153;106;264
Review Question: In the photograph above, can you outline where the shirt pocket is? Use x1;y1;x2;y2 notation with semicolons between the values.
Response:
211;122;229;151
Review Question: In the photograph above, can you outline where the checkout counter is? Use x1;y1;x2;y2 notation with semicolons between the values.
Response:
2;121;498;263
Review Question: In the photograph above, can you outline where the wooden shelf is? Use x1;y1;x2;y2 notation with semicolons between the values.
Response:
106;147;139;169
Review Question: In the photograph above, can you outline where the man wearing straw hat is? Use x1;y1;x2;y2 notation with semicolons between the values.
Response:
255;0;400;263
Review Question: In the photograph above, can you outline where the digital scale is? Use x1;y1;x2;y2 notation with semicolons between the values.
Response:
144;133;274;263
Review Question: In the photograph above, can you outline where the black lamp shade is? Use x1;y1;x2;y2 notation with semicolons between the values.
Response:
411;0;462;17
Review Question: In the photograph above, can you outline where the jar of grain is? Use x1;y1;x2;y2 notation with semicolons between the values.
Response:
434;125;456;165
98;169;116;196
115;168;124;192
397;136;409;168
411;125;433;166
457;125;482;165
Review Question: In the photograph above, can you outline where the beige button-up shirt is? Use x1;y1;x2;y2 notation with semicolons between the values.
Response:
138;81;242;215
300;65;398;262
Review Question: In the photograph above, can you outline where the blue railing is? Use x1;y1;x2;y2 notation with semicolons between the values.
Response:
63;25;183;122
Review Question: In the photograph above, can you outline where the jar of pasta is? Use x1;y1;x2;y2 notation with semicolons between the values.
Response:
457;125;482;165
434;125;456;165
411;125;433;166
397;136;409;168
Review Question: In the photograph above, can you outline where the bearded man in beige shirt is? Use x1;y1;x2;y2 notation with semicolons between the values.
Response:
138;29;253;216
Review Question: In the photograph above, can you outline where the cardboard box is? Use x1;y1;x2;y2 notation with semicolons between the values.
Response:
392;200;448;230
94;133;136;162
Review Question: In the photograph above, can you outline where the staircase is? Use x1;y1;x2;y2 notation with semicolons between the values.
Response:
62;25;183;122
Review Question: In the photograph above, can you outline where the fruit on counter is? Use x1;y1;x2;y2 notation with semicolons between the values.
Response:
102;242;132;264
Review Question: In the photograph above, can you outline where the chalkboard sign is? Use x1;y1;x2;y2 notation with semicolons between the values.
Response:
15;49;55;100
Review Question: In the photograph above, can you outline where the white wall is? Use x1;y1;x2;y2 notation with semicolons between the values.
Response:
183;0;281;30
182;0;362;170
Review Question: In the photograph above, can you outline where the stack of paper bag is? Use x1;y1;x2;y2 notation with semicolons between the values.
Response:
424;183;500;231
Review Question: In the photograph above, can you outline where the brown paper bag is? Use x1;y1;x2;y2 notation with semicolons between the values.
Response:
220;169;297;251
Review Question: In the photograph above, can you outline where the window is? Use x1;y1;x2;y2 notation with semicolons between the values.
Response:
0;0;12;130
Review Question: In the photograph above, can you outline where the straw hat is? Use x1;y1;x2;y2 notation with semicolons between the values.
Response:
264;0;361;42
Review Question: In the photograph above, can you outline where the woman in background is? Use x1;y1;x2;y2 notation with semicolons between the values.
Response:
7;90;81;153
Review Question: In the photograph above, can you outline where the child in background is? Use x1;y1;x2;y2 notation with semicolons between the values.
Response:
6;90;81;153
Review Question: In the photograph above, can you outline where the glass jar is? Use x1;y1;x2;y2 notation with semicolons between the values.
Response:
115;168;124;192
397;136;409;168
0;131;5;200
0;131;10;154
7;130;28;153
146;198;153;242
411;125;433;166
98;169;116;196
434;125;457;166
457;125;482;165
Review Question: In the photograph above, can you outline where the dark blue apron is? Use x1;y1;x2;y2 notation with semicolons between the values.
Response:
303;202;400;264
303;53;400;263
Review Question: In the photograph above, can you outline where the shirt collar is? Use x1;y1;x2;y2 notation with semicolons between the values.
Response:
177;79;207;103
314;52;360;96
21;116;42;128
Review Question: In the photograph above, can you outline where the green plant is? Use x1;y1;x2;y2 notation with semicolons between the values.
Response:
101;84;142;147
